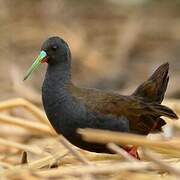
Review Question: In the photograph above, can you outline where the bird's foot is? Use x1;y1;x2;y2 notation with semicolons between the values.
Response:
123;146;140;160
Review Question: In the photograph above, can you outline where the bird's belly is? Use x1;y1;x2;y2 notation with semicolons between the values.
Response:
45;111;112;153
65;132;112;153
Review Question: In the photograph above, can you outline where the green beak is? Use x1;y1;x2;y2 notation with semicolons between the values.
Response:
23;50;47;80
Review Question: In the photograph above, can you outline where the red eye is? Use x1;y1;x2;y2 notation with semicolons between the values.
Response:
52;45;58;51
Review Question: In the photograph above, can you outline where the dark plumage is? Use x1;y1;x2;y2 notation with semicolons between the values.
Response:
24;36;178;154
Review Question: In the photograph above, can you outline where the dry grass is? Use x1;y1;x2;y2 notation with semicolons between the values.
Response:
0;1;179;179
0;98;179;179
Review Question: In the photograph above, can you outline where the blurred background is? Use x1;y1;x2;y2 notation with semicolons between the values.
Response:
0;0;180;103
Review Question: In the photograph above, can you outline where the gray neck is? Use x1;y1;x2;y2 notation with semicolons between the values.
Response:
42;60;73;112
41;60;86;135
45;61;71;87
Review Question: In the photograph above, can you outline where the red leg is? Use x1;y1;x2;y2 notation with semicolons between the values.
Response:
123;146;140;160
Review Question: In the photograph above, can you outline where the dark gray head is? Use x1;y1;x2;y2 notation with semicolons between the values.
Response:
41;36;71;65
24;36;71;80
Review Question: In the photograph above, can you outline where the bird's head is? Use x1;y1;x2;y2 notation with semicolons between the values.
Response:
24;36;71;80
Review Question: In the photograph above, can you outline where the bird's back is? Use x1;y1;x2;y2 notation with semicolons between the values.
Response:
67;63;178;135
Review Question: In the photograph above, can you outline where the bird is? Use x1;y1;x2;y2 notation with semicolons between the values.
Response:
24;36;178;159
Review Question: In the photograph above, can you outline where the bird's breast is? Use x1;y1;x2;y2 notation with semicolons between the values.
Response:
42;81;88;136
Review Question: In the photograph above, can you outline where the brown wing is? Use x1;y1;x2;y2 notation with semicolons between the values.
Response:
67;83;177;135
67;83;128;115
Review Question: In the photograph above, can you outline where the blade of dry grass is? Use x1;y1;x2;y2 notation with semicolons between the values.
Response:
110;171;178;180
0;137;45;155
0;150;68;176
59;137;95;180
35;161;155;178
59;152;123;165
0;98;50;126
107;143;138;162
142;149;180;177
59;137;92;165
0;113;56;136
27;150;68;169
0;161;13;169
78;128;180;156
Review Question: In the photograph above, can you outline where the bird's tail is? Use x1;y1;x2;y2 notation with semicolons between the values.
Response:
150;103;178;119
133;62;169;103
138;103;178;134
132;63;178;133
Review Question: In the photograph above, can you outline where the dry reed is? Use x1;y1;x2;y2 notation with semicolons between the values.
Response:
0;98;179;179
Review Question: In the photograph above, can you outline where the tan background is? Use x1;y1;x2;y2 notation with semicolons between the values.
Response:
0;0;179;101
